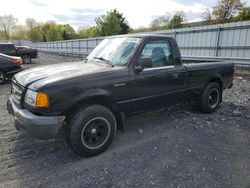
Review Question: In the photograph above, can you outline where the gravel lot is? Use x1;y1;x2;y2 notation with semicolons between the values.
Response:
0;53;250;188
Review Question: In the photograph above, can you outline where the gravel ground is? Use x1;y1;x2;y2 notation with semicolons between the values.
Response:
0;53;250;188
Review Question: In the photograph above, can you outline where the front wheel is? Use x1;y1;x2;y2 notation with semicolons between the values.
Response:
67;105;117;157
199;82;221;113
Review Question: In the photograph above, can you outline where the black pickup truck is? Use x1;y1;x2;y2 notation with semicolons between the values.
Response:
7;35;234;156
0;43;38;64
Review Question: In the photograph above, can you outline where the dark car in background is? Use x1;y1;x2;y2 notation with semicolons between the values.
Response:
0;43;38;64
0;53;23;84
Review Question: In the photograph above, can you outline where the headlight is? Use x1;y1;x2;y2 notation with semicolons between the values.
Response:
24;89;49;108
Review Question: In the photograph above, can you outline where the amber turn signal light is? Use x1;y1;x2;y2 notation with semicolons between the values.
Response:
36;92;49;108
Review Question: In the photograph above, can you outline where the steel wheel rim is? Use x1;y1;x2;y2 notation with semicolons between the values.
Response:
0;73;4;83
208;88;219;108
81;117;111;149
23;57;27;63
23;56;30;64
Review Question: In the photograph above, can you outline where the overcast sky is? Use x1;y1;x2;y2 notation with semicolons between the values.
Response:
0;0;242;29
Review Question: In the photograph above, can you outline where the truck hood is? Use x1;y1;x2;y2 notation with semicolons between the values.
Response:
14;61;118;89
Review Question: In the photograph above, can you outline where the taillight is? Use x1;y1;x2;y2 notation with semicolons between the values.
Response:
12;59;23;65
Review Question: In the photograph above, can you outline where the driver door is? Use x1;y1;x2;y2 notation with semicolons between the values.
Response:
129;38;185;113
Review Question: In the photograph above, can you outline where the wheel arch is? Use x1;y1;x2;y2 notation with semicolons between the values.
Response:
0;68;7;77
0;68;6;74
64;89;124;131
206;76;223;102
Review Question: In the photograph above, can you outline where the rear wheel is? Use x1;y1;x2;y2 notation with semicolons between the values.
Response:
199;82;221;113
0;70;6;84
21;55;31;64
67;105;117;157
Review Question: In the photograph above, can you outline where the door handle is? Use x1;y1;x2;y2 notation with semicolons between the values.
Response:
171;73;179;78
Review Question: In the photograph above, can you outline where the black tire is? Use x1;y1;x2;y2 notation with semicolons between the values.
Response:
21;55;31;64
0;70;6;84
199;82;221;113
67;105;117;157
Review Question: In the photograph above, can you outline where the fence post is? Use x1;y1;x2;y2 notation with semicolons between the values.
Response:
86;40;89;55
174;31;177;39
71;40;73;56
79;40;81;55
215;27;222;57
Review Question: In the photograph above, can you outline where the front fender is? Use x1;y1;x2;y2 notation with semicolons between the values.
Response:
65;88;118;115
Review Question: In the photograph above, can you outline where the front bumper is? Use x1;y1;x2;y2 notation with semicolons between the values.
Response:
7;98;65;140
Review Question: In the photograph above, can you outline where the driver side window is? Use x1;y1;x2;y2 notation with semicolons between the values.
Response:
139;39;173;68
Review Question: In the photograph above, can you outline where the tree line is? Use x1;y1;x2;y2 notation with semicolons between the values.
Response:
0;0;249;42
0;9;131;42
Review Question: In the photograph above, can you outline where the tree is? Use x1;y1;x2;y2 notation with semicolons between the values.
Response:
42;21;63;41
77;28;88;38
11;25;27;40
0;31;6;40
112;9;130;34
96;11;121;36
212;0;244;23
235;7;250;21
150;15;170;30
26;18;43;42
59;24;76;40
202;9;213;23
168;12;185;29
86;26;99;38
77;27;99;38
0;15;17;40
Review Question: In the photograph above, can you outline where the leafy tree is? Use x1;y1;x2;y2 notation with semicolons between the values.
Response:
112;9;130;34
168;12;185;29
0;30;6;40
212;0;244;23
59;24;76;40
0;15;17;39
77;27;99;38
43;34;47;42
96;11;121;36
42;21;63;41
26;18;43;42
62;30;69;40
11;25;27;40
77;28;88;38
86;26;99;38
235;7;250;21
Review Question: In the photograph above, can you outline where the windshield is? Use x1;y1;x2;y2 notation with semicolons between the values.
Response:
87;37;141;66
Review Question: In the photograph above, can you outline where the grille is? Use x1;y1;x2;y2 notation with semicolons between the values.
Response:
11;81;24;105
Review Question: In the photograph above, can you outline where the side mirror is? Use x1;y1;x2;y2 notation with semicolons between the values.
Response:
134;66;144;74
134;58;152;74
140;58;152;68
175;57;181;65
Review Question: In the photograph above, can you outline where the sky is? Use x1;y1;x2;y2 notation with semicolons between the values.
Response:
0;0;236;30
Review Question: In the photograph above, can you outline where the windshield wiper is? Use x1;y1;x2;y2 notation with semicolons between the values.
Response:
94;57;114;67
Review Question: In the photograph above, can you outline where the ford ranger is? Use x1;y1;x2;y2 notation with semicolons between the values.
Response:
7;35;234;156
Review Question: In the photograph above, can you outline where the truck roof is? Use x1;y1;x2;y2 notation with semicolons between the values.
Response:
107;34;173;39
